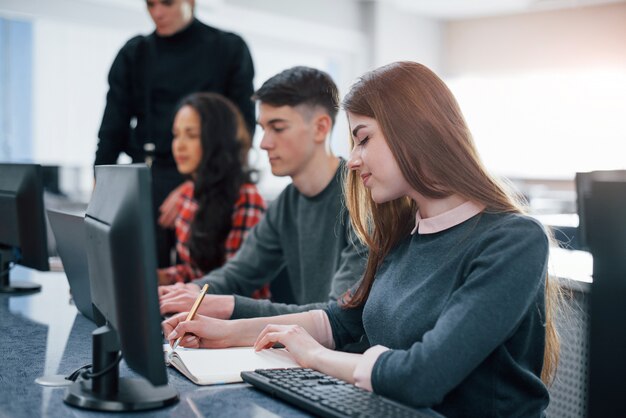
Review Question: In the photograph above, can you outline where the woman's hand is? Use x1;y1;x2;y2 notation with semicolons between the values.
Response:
157;268;175;286
158;281;196;298
253;324;327;369
162;312;234;349
158;181;192;228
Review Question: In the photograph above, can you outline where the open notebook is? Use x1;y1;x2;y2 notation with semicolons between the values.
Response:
163;345;299;385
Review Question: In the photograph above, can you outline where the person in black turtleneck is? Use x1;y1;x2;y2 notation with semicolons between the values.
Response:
94;0;255;268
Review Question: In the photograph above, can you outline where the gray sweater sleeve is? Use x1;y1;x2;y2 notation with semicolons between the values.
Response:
324;300;366;349
193;199;284;295
231;296;328;318
197;162;367;319
371;218;549;408
230;218;367;319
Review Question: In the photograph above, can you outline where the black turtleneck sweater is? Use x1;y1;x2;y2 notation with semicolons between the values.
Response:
95;18;255;168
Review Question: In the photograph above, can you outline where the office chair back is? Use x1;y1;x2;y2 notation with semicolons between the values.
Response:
545;277;590;418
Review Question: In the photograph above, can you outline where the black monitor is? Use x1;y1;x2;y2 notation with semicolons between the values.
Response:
64;164;178;411
584;176;626;418
0;163;49;293
575;170;626;252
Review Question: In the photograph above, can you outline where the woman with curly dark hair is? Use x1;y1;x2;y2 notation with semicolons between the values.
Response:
158;92;266;294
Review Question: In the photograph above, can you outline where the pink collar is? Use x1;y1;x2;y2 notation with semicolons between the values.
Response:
411;201;485;235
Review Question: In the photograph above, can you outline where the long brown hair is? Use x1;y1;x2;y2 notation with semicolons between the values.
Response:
342;61;559;384
175;93;252;273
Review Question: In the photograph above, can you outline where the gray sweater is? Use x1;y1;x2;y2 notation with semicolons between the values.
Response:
196;161;367;318
325;212;550;418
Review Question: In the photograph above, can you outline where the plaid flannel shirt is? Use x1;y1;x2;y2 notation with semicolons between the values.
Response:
164;181;268;297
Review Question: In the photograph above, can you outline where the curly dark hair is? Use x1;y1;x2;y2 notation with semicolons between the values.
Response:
174;92;252;273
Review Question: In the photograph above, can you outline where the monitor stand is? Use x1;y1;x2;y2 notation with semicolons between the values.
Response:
64;325;178;411
0;247;41;294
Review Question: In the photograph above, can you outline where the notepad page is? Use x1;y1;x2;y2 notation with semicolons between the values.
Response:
163;345;299;385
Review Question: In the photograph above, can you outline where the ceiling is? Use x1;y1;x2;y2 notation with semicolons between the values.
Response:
378;0;626;20
80;0;626;22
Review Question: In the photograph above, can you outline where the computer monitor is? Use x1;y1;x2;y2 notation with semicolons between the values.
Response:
0;163;49;293
575;170;626;251
64;164;178;411
46;209;96;323
584;177;626;418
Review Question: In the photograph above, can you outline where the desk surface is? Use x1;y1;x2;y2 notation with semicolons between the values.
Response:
1;246;591;417
0;267;442;418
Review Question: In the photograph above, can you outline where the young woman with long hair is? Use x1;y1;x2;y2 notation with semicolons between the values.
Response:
162;63;559;417
158;92;267;294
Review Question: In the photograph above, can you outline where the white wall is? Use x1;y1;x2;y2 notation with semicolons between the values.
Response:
441;2;626;180
32;20;140;192
0;0;369;200
3;0;621;197
226;0;365;32
368;1;443;73
193;1;368;197
443;2;626;76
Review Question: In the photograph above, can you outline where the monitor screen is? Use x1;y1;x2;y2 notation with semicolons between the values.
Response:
0;163;49;293
584;177;626;417
46;209;97;323
64;164;177;411
576;170;626;251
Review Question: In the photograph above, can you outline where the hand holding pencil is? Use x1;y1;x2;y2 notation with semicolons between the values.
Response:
170;283;209;351
163;284;243;349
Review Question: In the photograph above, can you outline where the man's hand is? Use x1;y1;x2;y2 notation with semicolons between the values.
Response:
158;281;194;298
159;283;235;319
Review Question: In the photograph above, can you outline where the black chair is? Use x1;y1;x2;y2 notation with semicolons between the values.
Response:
546;277;590;418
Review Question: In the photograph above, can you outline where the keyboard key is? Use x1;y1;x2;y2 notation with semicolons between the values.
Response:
241;367;433;418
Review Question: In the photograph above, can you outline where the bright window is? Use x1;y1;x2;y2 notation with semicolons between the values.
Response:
447;70;626;180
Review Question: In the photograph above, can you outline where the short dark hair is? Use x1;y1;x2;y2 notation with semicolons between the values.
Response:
252;66;339;124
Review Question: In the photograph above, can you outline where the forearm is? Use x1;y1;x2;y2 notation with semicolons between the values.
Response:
174;264;196;283
232;296;328;319
94;135;125;165
229;311;325;346
196;244;283;297
226;38;255;137
311;348;361;384
96;91;130;165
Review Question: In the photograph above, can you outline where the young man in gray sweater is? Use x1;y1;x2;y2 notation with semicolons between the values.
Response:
158;66;366;319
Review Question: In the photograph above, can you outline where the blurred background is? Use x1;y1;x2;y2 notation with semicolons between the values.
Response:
1;0;625;214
